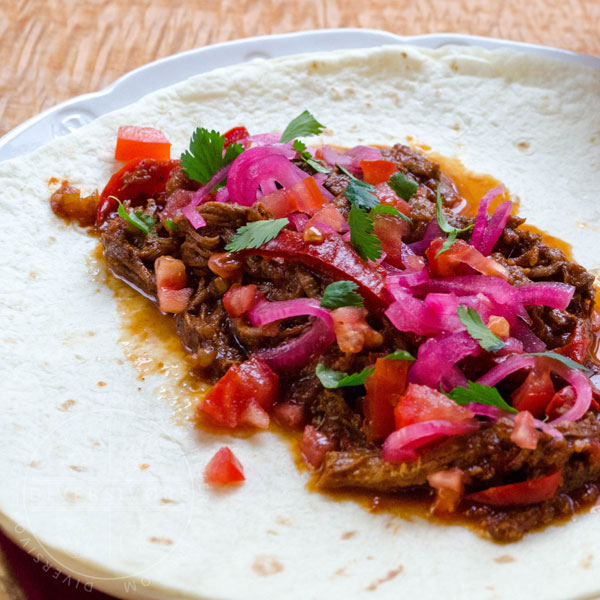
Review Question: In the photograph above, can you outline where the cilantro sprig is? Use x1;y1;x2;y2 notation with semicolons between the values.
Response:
181;128;244;184
280;110;325;144
348;204;382;262
385;350;415;361
320;281;364;309
435;184;473;257
447;381;517;414
388;171;418;201
225;218;289;252
293;140;330;174
164;219;178;233
526;351;593;374
457;305;506;353
116;198;157;236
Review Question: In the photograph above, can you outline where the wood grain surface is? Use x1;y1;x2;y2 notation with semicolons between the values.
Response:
0;1;599;598
1;0;599;138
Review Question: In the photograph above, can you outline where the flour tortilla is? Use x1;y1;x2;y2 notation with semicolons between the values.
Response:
0;44;599;600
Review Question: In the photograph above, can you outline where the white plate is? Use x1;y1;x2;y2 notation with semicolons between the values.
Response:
1;28;599;163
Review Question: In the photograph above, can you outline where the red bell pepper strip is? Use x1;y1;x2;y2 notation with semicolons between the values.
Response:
243;229;390;311
96;158;179;225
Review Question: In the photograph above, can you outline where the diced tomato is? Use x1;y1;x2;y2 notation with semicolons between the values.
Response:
374;183;412;216
427;468;464;513
204;447;245;485
364;357;410;440
155;256;193;313
272;402;306;429
510;410;538;450
115;126;171;162
487;315;510;338
208;252;242;279
223;126;249;148
360;160;398;185
466;470;562;506
426;238;509;279
244;229;389;312
199;356;279;428
331;307;383;354
394;383;474;429
372;211;411;268
259;189;296;218
555;320;592;363
286;177;326;214
545;385;577;420
97;158;179;225
305;205;346;232
222;284;260;318
160;189;194;223
511;364;555;418
300;425;335;469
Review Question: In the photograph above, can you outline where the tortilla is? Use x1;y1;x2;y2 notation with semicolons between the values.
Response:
1;44;599;600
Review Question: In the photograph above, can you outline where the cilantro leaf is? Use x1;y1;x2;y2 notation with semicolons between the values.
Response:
316;363;375;389
320;281;364;309
526;351;593;374
293;140;331;174
370;204;413;224
336;164;356;180
384;350;415;361
164;219;178;233
280;110;325;144
225;218;289;252
434;184;473;257
181;128;244;184
388;171;418;201
457;305;506;353
345;179;380;210
447;381;517;413
116;198;157;236
348;205;382;262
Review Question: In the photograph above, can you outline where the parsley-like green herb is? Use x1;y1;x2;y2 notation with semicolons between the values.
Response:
384;350;416;361
388;171;418;201
116;198;157;236
164;219;178;233
320;281;364;309
336;164;356;180
526;351;593;374
435;184;473;257
457;305;506;353
348;204;382;262
345;179;380;210
447;381;517;413
370;204;413;224
180;128;244;184
316;363;375;389
225;218;289;252
280;110;325;144
292;140;331;174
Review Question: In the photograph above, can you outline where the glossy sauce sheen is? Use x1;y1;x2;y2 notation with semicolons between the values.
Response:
95;151;599;535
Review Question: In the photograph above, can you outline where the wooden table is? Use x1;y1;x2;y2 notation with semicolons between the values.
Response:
1;0;598;597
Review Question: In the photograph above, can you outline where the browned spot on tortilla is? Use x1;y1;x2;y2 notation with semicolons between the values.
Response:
160;498;178;505
29;461;41;468
59;400;76;411
341;530;357;540
252;555;284;577
494;555;516;564
28;271;38;281
576;221;599;232
334;567;347;577
275;516;292;527
48;236;56;244
90;439;101;447
64;492;83;503
401;51;407;58
580;554;594;569
96;381;106;387
453;123;461;131
48;177;60;185
517;141;530;151
450;61;458;72
590;137;597;143
365;565;404;591
267;529;278;535
139;463;150;470
366;556;373;560
69;466;86;472
149;537;173;546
